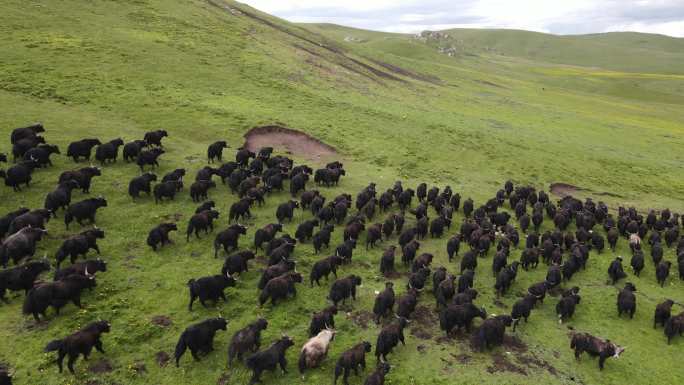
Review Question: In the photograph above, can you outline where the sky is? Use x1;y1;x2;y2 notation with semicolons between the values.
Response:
240;0;684;37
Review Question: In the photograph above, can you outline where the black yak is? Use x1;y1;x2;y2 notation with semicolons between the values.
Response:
228;318;268;365
174;317;227;366
570;333;625;369
44;320;111;373
245;336;295;385
64;197;107;229
187;274;236;310
334;341;372;385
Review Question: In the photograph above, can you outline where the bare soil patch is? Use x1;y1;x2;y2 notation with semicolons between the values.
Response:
347;310;374;329
549;183;582;198
151;315;172;327
410;305;438;339
155;351;170;367
503;335;529;353
368;58;442;84
412;305;439;327
88;359;113;374
549;183;623;199
487;352;527;375
452;353;472;364
410;327;433;340
131;361;146;375
516;352;558;376
243;125;338;161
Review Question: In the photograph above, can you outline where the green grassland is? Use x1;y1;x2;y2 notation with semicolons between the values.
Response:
1;1;683;384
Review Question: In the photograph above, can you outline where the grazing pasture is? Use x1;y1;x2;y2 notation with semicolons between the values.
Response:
0;1;683;385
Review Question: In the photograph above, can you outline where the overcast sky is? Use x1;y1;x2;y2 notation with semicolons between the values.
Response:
240;0;684;37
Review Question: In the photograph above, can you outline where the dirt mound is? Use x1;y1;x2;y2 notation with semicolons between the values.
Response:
516;352;558;376
151;315;172;327
451;353;472;364
347;310;374;329
243;125;338;161
410;327;433;340
412;305;439;327
131;361;146;375
487;352;528;375
549;183;582;197
88;359;113;374
155;351;170;367
503;335;528;353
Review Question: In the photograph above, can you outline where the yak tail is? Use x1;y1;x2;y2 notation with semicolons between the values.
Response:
22;291;36;315
186;223;194;242
64;211;73;229
257;275;268;290
664;319;677;340
475;328;486;351
45;339;64;352
298;350;307;374
438;309;447;331
174;333;187;366
0;248;7;268
334;364;343;385
570;334;577;349
213;240;220;258
55;247;67;267
258;290;269;306
187;279;196;291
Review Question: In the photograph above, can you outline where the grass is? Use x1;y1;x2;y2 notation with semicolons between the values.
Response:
0;1;683;384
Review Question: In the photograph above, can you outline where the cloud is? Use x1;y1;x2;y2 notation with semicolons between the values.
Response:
240;0;684;37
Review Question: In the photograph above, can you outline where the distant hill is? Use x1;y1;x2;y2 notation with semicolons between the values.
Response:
305;24;684;74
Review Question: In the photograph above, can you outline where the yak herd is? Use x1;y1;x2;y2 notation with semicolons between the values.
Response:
1;122;684;385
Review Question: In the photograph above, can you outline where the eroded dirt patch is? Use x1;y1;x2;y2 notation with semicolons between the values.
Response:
516;352;558;376
549;183;623;199
131;361;146;375
487;352;527;375
347;310;374;329
88;359;113;374
411;327;433;340
243;125;338;161
451;353;472;364
412;305;439;326
155;351;170;367
410;305;438;339
550;183;582;198
151;315;172;327
503;335;529;353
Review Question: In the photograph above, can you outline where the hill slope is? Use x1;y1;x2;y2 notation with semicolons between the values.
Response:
308;23;684;74
0;1;683;385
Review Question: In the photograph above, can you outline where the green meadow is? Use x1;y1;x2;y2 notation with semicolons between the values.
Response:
0;1;683;384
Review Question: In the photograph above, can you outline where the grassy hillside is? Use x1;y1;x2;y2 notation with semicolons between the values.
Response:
306;23;684;74
1;1;683;385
